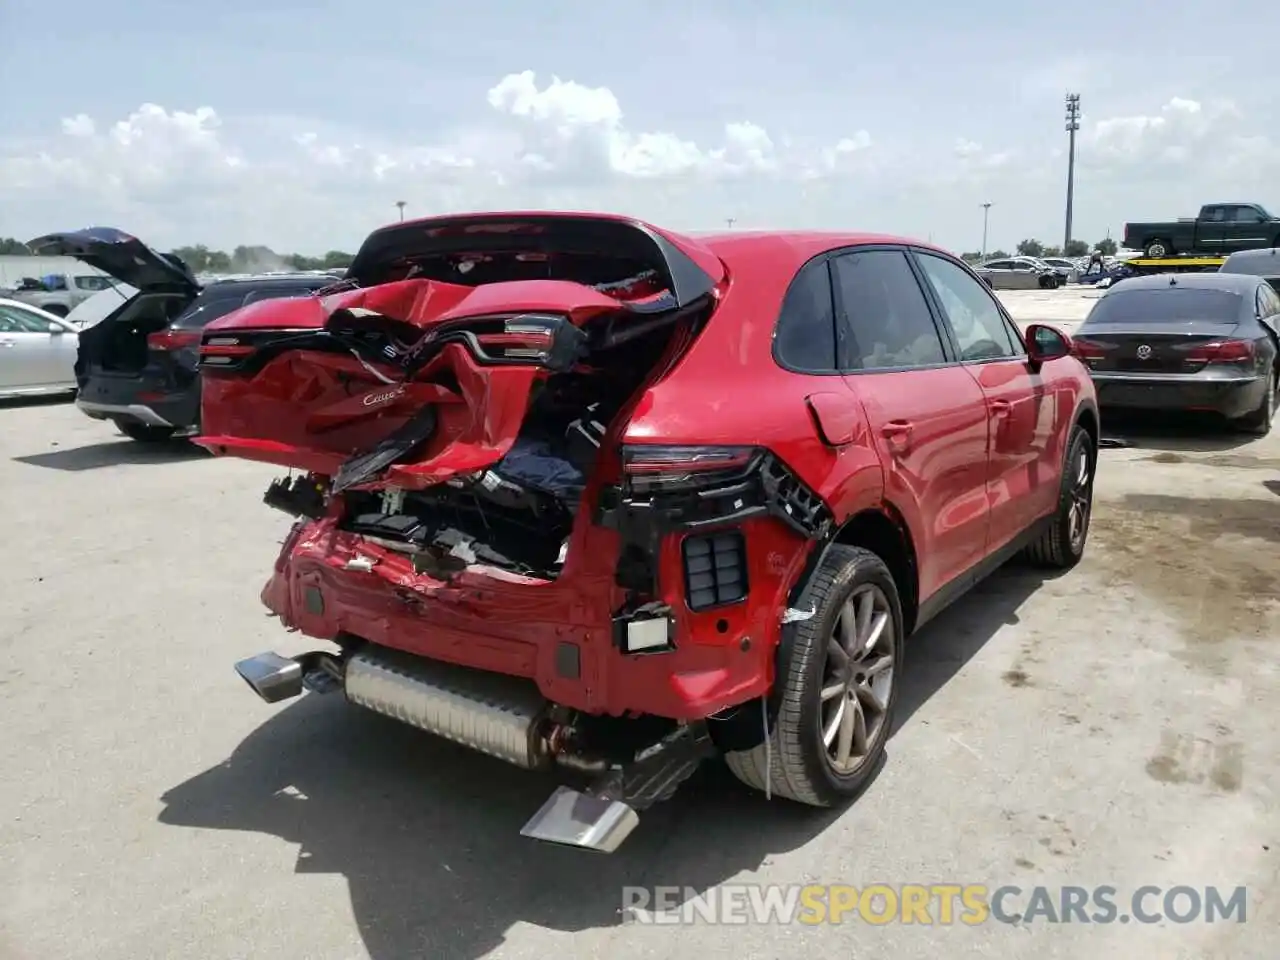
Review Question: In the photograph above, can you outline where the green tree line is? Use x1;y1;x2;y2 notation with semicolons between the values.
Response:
0;237;353;273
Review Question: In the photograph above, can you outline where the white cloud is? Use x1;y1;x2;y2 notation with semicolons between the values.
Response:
0;74;1275;255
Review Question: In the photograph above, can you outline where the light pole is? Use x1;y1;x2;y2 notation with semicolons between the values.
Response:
1064;94;1081;252
726;217;736;229
396;200;407;222
981;202;992;259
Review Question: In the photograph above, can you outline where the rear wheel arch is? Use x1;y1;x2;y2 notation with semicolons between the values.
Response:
788;505;919;637
1073;401;1099;450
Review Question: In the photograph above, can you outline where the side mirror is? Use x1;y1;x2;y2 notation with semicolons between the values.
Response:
48;322;65;334
1025;323;1071;366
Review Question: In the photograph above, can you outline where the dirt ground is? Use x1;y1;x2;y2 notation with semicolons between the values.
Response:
1;296;1277;959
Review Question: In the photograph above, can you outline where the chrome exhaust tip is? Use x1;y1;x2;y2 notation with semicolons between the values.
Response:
520;785;640;853
234;651;304;704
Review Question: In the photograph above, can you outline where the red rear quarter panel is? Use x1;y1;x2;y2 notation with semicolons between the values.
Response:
625;235;885;616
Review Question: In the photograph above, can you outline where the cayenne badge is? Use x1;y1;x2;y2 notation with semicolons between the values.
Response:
1136;344;1152;359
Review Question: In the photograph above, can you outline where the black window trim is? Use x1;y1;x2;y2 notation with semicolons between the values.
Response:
829;244;959;375
907;247;1029;366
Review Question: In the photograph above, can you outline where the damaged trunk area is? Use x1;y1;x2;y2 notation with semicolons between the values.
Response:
320;321;687;581
206;214;733;581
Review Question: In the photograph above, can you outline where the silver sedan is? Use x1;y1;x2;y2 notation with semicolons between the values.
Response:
973;257;1060;289
0;298;79;399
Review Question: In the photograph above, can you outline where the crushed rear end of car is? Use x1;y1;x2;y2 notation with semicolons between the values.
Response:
199;213;833;850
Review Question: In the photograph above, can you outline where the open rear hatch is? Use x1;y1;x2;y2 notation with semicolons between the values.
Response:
196;213;725;507
27;227;201;377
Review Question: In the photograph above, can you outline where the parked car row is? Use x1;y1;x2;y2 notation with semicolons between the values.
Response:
3;229;340;431
3;214;1104;853
3;214;1274;856
972;254;1088;290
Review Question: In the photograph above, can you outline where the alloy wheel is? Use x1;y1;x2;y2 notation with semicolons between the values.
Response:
1067;443;1092;552
819;584;895;775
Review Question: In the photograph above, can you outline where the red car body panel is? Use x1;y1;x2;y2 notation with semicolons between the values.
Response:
198;213;1096;721
200;276;664;478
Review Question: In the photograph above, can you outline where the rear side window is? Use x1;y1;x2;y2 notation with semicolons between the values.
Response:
170;285;318;330
0;304;56;333
74;275;114;291
832;250;946;370
1258;283;1280;316
1089;288;1243;323
914;253;1021;361
774;259;837;373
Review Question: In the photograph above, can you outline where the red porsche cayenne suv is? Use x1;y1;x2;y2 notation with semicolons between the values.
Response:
189;212;1098;852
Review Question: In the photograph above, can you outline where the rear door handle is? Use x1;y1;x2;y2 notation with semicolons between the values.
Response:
0;339;15;348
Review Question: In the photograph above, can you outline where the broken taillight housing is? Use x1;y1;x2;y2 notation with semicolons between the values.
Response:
474;314;562;362
621;445;760;493
147;329;202;351
1177;339;1255;364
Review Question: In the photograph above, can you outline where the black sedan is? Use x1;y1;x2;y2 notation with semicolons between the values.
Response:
1072;272;1279;435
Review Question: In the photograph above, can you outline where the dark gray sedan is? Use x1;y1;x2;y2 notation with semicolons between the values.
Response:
1220;247;1280;293
1071;272;1279;434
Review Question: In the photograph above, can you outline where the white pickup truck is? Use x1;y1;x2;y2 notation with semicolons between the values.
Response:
2;271;119;316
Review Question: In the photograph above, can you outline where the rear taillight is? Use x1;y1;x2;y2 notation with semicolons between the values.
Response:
199;335;256;365
621;445;759;493
147;329;201;351
474;315;562;361
1179;339;1255;364
1071;337;1110;360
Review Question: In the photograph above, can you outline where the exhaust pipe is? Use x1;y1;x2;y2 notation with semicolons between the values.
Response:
233;644;641;852
235;651;304;703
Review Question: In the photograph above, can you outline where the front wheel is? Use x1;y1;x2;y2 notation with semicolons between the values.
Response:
1023;425;1095;569
724;544;902;806
116;420;177;443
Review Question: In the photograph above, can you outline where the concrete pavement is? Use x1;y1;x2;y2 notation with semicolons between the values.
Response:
1;340;1276;959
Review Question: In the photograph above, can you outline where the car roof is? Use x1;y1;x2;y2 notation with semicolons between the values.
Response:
0;297;71;324
375;212;961;284
199;273;337;293
690;229;956;267
1222;247;1280;264
1104;272;1263;293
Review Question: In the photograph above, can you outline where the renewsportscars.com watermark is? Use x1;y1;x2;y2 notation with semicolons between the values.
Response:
621;884;1248;926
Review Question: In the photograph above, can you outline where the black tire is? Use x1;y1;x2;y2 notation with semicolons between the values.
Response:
1236;368;1276;436
1144;240;1170;258
724;544;903;806
116;420;177;443
1023;425;1094;569
44;304;70;317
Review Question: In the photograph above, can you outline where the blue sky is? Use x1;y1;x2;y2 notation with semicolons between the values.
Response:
2;0;1276;254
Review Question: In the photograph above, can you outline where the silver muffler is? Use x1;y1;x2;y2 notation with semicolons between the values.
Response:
343;645;553;769
234;644;640;852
